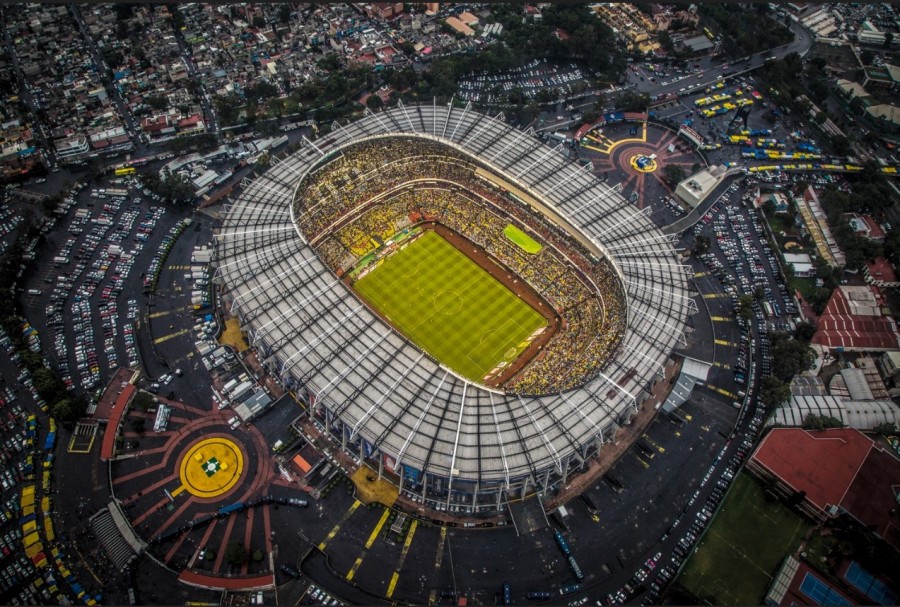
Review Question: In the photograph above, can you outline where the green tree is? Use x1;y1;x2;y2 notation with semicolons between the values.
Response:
770;332;816;382
803;414;844;430
793;320;816;343
759;376;790;410
225;542;246;565
33;367;63;403
737;294;754;321
51;397;87;423
145;95;169;111
252;549;264;562
872;422;897;436
130;417;146;433
366;94;383;110
663;164;686;186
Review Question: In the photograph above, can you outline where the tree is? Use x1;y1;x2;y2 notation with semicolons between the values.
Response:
663;164;686;186
51;397;87;423
366;94;383;110
33;367;63;403
860;49;875;66
225;542;247;565
872;422;897;437
737;294;754;321
130;417;146;433
759;376;790;410
252;549;264;562
145;95;169;111
771;332;816;382
133;391;155;412
803;414;844;430
252;16;266;28
793;320;816;343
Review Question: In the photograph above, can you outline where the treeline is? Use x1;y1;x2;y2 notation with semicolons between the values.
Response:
0;218;86;422
698;3;794;57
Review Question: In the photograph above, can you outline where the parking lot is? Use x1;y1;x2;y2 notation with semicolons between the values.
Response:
23;180;193;395
458;59;591;106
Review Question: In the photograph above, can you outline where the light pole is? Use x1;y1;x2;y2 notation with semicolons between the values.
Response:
446;532;458;598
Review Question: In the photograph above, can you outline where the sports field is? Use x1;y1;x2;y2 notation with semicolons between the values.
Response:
354;231;547;383
678;472;810;605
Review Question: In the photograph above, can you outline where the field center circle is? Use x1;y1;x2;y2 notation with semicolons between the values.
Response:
433;289;464;315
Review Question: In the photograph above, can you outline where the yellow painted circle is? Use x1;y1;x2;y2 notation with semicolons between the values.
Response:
179;437;244;499
629;154;658;173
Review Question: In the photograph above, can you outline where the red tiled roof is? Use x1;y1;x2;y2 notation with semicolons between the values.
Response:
100;383;136;461
865;257;899;284
811;286;900;350
751;428;872;512
177;115;202;128
840;445;900;551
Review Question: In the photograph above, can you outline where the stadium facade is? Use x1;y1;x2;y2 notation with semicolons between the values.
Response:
214;103;694;513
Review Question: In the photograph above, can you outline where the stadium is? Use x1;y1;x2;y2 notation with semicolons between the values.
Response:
214;103;694;513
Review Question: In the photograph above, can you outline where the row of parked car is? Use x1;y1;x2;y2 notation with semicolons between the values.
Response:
41;187;169;392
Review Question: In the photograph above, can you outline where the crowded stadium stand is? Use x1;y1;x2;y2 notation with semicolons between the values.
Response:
214;103;693;511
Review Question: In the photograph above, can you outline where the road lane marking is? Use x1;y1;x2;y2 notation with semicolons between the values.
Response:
345;507;392;581
366;508;391;549
434;526;447;569
153;328;189;344
386;520;418;598
345;557;364;581
318;500;360;551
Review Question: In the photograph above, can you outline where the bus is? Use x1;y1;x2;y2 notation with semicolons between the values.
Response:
762;301;773;318
114;167;136;176
704;27;715;39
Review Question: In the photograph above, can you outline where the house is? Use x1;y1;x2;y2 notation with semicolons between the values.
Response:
864;257;900;288
811;285;900;351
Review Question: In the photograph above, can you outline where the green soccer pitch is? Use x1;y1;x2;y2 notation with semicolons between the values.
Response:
353;231;548;383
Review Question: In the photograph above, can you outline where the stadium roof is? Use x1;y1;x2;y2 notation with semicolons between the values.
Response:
214;103;692;484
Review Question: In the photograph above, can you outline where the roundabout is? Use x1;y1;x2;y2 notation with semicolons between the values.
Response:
579;120;705;209
630;153;659;173
177;436;245;499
